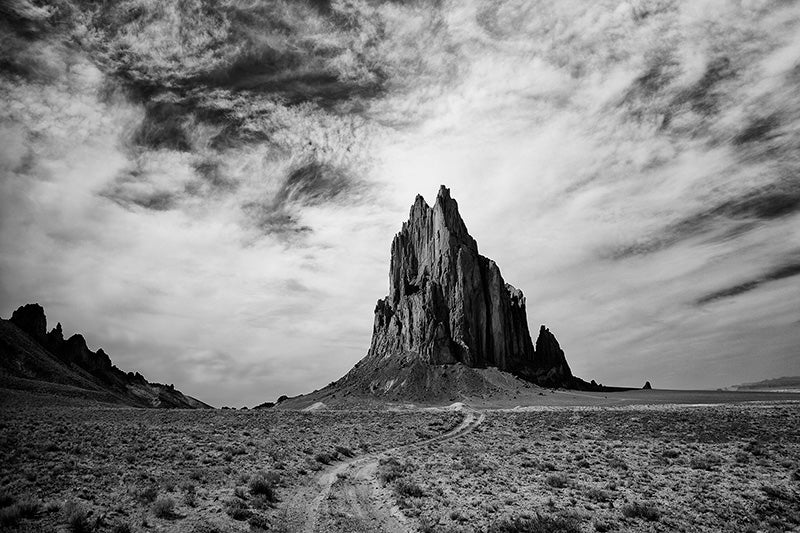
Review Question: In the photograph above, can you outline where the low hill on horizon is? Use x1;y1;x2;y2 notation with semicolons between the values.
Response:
725;376;800;392
0;303;210;408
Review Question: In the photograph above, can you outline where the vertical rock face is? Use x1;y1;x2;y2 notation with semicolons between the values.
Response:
531;325;572;384
364;186;572;384
10;304;47;343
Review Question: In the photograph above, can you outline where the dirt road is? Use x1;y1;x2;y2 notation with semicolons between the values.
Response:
275;409;485;533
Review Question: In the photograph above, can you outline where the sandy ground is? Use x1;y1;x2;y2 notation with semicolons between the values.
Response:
1;388;798;532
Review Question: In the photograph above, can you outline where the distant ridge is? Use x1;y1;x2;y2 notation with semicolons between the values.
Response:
725;376;800;392
0;303;210;408
277;186;610;408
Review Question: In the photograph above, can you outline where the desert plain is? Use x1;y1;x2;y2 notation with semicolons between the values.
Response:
2;387;799;533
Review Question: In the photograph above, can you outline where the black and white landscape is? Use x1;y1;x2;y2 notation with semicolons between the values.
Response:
1;1;799;532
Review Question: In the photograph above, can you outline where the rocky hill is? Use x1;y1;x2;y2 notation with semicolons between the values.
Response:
278;186;601;408
725;376;800;393
0;303;210;408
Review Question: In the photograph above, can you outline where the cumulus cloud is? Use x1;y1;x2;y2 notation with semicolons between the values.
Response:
1;0;799;405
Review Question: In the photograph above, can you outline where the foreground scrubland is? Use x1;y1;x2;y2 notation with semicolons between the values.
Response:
2;392;798;532
0;393;459;532
378;402;800;533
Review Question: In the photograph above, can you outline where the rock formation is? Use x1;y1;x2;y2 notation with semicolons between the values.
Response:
338;186;577;398
643;381;652;390
10;303;48;343
1;303;210;408
364;186;573;384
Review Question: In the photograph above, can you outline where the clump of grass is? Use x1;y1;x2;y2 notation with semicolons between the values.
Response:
395;480;425;498
585;487;611;502
546;474;569;488
314;452;336;464
593;520;615;532
690;454;722;471
379;457;410;483
135;485;158;505
181;483;197;507
0;492;14;508
152;496;174;518
335;445;355;458
606;455;628;470
16;499;39;518
110;521;135;533
621;501;661;521
735;451;750;464
224;498;252;520
251;494;274;510
538;461;558;472
247;514;270;531
249;471;279;503
488;513;582;533
63;501;91;533
761;485;794;502
744;440;767;457
0;497;40;527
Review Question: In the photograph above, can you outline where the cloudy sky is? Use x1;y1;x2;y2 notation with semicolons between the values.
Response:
1;0;799;406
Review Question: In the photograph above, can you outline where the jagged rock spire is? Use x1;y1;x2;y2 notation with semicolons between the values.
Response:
10;303;47;342
366;186;572;383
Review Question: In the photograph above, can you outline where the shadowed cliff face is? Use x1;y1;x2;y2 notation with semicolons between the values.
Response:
364;186;571;388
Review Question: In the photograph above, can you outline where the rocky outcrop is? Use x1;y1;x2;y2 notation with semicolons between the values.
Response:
1;303;210;408
368;188;538;372
10;303;48;343
529;326;573;385
59;335;113;373
351;186;574;390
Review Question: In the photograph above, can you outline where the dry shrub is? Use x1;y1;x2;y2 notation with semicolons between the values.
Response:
488;513;582;533
152;496;174;518
621;501;661;521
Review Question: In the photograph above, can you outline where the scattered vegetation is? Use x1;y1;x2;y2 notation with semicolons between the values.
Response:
546;473;569;488
394;479;425;498
487;514;582;533
135;485;158;505
110;521;134;533
63;501;92;533
0;497;39;527
334;445;355;458
152;496;175;518
621;501;661;521
249;471;279;502
224;497;252;521
378;404;799;532
379;456;411;483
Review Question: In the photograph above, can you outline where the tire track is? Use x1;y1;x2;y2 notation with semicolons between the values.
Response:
276;409;484;533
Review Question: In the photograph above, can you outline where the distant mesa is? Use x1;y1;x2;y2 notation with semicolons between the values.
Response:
1;303;209;408
278;186;611;407
725;376;800;393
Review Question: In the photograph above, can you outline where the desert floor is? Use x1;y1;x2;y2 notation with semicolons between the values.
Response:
1;389;799;533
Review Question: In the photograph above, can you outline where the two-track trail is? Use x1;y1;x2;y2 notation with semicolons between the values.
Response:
275;409;485;533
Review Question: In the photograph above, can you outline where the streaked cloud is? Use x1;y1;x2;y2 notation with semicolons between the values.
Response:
1;0;799;405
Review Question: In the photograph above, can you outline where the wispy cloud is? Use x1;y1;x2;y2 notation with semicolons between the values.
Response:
1;0;799;404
